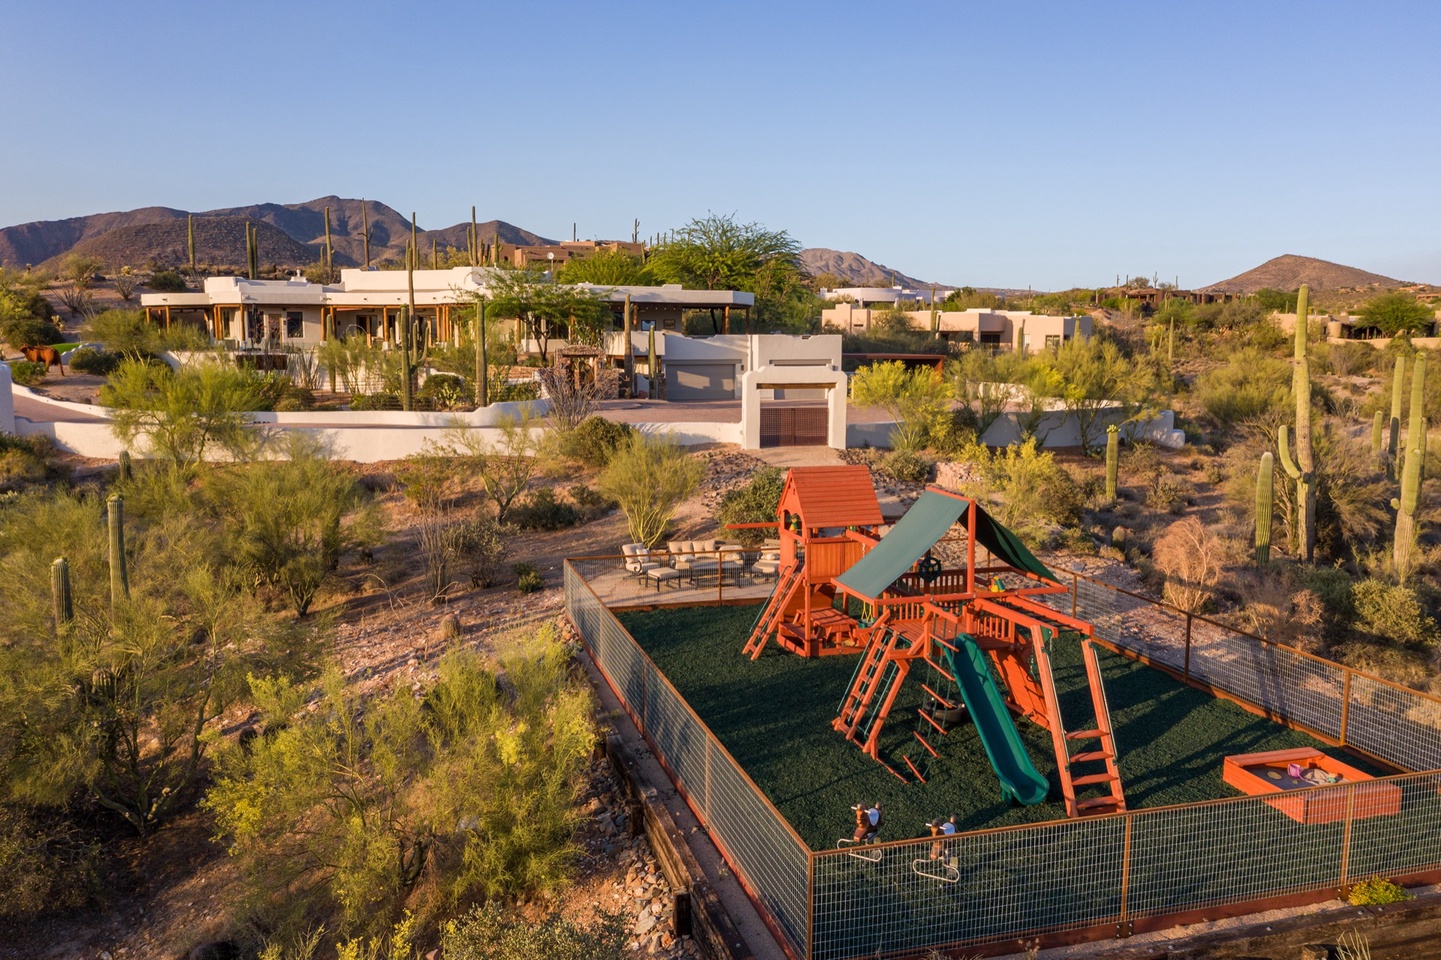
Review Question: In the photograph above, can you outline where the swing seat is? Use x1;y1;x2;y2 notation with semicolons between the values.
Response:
911;856;960;884
836;837;884;862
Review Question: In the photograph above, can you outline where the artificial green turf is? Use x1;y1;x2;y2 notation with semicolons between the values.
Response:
617;603;1383;851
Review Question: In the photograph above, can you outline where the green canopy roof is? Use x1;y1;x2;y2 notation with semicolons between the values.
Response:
834;490;1055;601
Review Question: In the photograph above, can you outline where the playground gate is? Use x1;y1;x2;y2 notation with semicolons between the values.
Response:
565;559;1441;960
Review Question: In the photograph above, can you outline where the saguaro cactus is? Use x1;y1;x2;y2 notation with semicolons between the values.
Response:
1388;354;1406;477
324;206;334;280
117;449;132;483
1167;318;1175;368
1371;411;1385;457
107;494;128;609
1278;285;1316;562
52;557;73;630
1405;353;1427;481
1393;419;1425;581
1255;452;1274;565
1105;424;1119;501
187;214;196;274
470;205;479;267
623;293;635;395
361;198;372;268
475;294;488;408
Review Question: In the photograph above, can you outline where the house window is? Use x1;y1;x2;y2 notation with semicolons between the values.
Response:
1045;335;1062;350
285;311;305;339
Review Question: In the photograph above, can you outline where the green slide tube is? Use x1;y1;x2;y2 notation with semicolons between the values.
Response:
940;633;1050;805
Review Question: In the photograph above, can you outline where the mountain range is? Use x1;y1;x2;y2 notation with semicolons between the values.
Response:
0;197;554;271
1201;254;1407;294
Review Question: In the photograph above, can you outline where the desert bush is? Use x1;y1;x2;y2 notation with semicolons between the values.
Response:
67;346;120;376
538;359;619;431
716;467;785;546
984;439;1083;529
1154;517;1222;613
512;486;579;531
441;902;627;960
567;483;614;521
1194;348;1291;429
597;433;704;547
146;269;187;293
926;407;979;458
349;392;401;411
850;360;952;452
205;445;382;616
1;316;63;349
878;449;934;483
101;358;264;468
0;805;103;920
7;359;46;386
1352;579;1440;649
455;514;511;588
514;562;544;593
1347;876;1413;906
439;413;545;524
1328;341;1379;377
205;630;594;936
418;372;472;411
562;415;634;468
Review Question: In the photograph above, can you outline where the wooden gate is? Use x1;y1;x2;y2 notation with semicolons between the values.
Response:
760;404;829;447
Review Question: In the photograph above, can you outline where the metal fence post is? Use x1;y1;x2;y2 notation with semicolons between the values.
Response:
1183;613;1193;680
1338;784;1356;897
1117;815;1134;938
1071;570;1079;619
1340;669;1353;746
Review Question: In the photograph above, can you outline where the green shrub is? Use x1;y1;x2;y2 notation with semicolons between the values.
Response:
418;373;472;410
441;902;627;960
514;562;544;593
349;392;401;411
563;415;635;468
716;467;785;546
456;514;511;588
878;449;934;483
1194;348;1290;427
67;346;120;376
0;806;103;920
1352;579;1440;649
512;487;579;531
7;360;46;386
1347;876;1413;906
568;482;615;521
205;631;593;936
146;269;187;293
1;316;63;349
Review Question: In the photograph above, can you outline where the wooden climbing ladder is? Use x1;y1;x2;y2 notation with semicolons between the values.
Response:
743;560;804;659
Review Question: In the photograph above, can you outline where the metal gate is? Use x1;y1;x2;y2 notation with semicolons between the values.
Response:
759;404;828;447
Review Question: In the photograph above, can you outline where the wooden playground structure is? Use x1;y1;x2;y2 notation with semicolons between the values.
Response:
741;466;1128;819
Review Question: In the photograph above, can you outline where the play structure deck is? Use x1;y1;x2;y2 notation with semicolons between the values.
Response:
1223;748;1402;824
740;467;1127;818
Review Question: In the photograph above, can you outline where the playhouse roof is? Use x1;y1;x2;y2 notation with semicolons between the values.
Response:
835;489;1055;601
784;466;884;529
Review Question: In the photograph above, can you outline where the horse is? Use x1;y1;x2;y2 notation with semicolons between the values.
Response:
19;345;64;376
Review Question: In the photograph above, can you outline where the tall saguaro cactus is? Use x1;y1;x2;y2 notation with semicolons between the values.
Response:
623;293;635;395
1278;285;1316;562
1404;353;1427;482
246;222;258;280
1388;354;1406;477
52;557;73;631
361;198;372;268
470;205;479;267
1371;411;1385;457
187;214;196;274
324;206;334;281
475;295;488;408
1393;418;1425;581
1105;424;1119;501
1255;452;1274;565
107;494;128;610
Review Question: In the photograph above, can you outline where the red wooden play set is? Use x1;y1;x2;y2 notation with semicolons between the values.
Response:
734;465;1128;818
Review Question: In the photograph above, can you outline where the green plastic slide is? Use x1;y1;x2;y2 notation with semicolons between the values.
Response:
940;633;1050;806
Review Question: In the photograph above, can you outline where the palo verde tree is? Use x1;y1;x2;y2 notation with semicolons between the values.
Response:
646;213;806;333
101;358;265;469
1033;334;1161;454
555;248;655;286
849;360;952;452
485;268;610;363
597;433;704;547
1359;292;1436;337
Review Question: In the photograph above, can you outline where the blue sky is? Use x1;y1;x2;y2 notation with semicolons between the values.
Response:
3;1;1438;288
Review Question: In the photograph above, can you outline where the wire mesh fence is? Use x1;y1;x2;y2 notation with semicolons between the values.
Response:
566;559;1441;960
565;561;810;958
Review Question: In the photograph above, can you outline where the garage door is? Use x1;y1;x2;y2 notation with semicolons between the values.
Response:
667;362;736;401
759;404;829;447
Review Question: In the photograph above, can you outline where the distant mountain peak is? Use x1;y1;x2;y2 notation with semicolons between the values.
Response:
799;248;944;290
1202;254;1405;294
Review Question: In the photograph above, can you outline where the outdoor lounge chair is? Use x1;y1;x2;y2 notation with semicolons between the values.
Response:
751;550;781;581
621;543;661;582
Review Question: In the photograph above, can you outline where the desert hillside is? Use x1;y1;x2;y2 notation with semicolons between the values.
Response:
1201;254;1404;294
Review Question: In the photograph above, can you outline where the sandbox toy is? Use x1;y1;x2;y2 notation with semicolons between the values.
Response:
1223;747;1401;824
